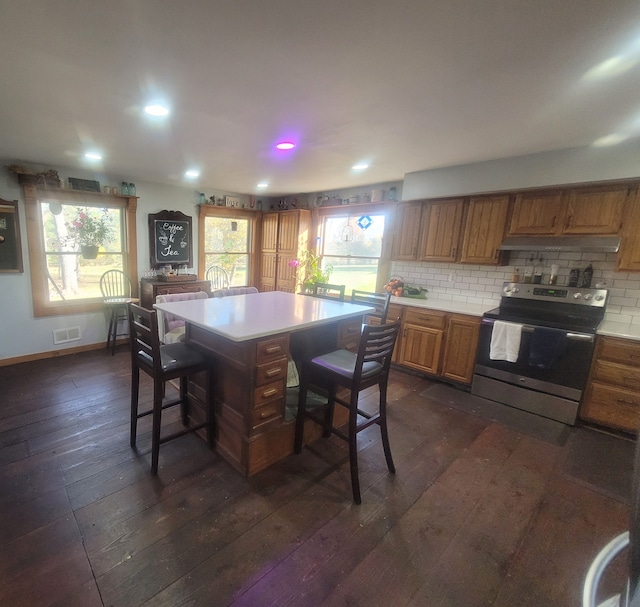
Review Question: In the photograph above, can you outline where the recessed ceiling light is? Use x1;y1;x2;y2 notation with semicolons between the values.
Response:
257;182;269;188
144;104;170;117
84;152;102;161
352;163;369;171
185;169;200;178
276;142;295;150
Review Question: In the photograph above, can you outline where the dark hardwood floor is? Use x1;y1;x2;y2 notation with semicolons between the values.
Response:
0;346;634;606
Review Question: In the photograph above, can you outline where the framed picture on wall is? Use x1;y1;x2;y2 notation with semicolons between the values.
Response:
148;210;193;269
0;198;23;273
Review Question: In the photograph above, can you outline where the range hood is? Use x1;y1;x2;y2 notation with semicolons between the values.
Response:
499;235;621;253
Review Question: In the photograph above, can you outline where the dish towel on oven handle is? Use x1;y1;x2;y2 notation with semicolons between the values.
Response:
528;327;567;369
489;320;523;363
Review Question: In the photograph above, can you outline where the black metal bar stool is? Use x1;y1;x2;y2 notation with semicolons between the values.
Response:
128;303;215;474
294;319;401;504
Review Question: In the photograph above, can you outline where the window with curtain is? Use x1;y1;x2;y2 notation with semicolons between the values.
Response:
23;185;137;317
319;211;387;293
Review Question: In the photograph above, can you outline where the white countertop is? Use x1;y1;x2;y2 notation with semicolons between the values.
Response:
597;320;640;342
389;295;493;317
154;291;374;342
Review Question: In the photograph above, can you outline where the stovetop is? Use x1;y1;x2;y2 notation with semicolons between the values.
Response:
484;282;609;334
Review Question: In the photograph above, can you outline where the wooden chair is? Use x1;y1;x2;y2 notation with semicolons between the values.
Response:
205;265;230;291
294;319;402;504
128;303;215;475
99;269;140;356
310;282;346;301
351;289;392;325
155;291;209;343
212;286;259;297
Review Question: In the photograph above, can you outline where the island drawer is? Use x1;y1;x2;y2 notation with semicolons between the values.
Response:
251;399;284;430
256;335;289;364
253;380;284;408
255;357;288;386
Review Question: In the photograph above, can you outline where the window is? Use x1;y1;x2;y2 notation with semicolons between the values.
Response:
199;207;257;287
23;185;137;317
319;209;388;293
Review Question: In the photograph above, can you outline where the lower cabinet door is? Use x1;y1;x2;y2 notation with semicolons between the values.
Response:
399;324;443;375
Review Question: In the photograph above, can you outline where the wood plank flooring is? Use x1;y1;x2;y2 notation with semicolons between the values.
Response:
0;346;634;606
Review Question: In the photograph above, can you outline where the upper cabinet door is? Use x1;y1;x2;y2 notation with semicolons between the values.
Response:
261;213;279;253
418;199;465;262
393;202;423;260
563;185;626;235
460;195;510;264
618;188;640;271
508;190;566;235
276;211;301;253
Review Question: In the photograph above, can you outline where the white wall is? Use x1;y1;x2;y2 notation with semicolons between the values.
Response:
0;160;248;361
402;138;640;201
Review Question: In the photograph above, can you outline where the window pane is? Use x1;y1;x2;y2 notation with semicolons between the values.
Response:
41;202;124;302
321;214;385;293
203;217;250;286
322;215;385;257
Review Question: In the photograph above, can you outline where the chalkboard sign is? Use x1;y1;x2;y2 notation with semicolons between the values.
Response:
0;199;23;273
148;210;193;268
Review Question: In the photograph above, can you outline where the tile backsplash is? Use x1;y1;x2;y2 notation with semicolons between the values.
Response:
392;250;640;325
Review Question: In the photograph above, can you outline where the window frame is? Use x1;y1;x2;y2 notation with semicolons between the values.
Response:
314;202;394;293
23;184;138;317
197;204;260;287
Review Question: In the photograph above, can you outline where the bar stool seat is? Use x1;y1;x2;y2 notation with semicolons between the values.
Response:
128;303;215;474
294;319;401;504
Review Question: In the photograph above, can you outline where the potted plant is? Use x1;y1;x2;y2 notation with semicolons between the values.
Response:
67;208;112;258
288;249;333;293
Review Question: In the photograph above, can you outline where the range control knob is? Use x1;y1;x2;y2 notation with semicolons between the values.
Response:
573;293;582;299
595;294;605;301
504;286;512;294
512;287;520;293
584;294;593;301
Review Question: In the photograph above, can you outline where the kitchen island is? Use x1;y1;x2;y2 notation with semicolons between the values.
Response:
154;291;373;475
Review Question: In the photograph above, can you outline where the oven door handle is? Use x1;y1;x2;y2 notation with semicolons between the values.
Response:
481;318;595;342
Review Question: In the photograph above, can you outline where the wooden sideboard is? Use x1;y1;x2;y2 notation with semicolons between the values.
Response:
139;278;211;309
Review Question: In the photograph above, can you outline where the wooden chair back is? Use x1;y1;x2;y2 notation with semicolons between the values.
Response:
311;282;345;301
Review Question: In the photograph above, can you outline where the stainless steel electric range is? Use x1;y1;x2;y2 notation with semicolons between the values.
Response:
471;282;609;425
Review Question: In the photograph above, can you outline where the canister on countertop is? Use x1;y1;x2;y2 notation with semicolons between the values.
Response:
568;267;580;287
581;264;593;288
549;264;559;285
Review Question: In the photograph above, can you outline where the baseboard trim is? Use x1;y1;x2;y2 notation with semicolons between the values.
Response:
0;339;128;367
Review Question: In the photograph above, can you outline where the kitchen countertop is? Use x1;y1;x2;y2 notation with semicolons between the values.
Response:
597;320;640;342
389;295;493;317
154;290;374;342
392;296;640;341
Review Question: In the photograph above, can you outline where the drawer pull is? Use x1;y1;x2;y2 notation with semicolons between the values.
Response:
266;367;282;377
617;398;639;406
261;388;278;398
259;411;273;419
623;376;639;384
265;346;282;354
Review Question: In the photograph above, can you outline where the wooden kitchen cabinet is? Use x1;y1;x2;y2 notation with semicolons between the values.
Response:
258;210;310;292
618;188;640;271
398;307;446;375
418;198;465;262
580;336;640;433
508;189;566;235
508;184;627;237
459;195;510;265
392;202;423;260
441;314;481;384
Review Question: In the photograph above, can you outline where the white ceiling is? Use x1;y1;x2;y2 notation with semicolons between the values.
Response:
0;1;638;196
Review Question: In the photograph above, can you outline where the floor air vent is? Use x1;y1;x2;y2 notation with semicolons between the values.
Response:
53;327;81;345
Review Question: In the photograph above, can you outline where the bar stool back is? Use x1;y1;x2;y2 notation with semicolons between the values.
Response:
310;283;346;301
128;303;215;474
100;269;139;355
294;318;401;504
